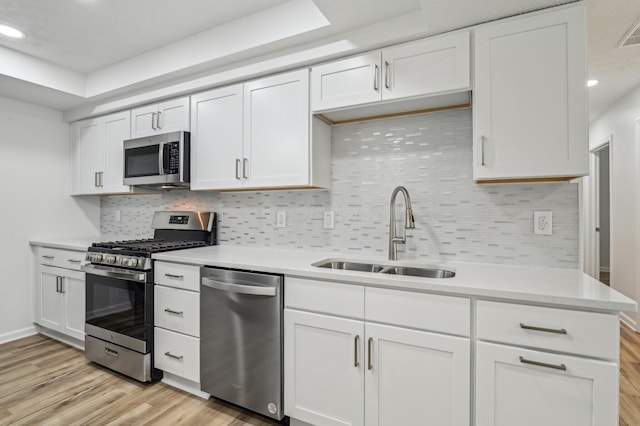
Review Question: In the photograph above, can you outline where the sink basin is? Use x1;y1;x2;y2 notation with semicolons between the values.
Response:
312;259;455;279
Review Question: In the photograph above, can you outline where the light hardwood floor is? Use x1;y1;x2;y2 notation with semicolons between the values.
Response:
2;329;640;425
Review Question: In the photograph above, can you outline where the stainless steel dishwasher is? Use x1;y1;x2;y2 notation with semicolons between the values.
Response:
200;267;284;420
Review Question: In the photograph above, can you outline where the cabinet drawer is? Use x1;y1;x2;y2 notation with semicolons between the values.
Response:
366;288;470;337
154;327;200;382
476;301;619;359
154;286;199;337
285;277;364;318
155;262;200;291
37;247;86;271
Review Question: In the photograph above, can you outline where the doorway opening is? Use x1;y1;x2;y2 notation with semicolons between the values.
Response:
591;141;612;286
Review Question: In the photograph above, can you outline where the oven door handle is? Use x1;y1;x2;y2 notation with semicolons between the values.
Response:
202;277;277;297
81;264;147;283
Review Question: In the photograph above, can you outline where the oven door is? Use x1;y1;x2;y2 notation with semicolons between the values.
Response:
83;264;151;354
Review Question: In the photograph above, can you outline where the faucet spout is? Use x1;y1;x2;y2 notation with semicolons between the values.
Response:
388;186;415;261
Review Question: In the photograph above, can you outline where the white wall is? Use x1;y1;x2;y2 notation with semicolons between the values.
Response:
0;96;100;343
589;84;640;327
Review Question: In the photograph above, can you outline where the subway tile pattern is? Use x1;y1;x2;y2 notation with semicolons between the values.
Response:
101;109;579;268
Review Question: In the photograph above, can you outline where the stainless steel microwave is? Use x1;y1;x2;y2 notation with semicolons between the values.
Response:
123;131;190;188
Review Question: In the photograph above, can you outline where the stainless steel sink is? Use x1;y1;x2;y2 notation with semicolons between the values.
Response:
312;259;455;278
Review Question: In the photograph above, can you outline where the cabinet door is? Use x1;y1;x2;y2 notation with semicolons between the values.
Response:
244;69;311;188
130;103;160;138
365;323;470;426
284;309;365;426
476;341;618;426
70;118;102;195
190;85;244;190
311;52;382;111
382;32;470;101
473;5;588;181
157;97;190;134
101;111;131;194
61;270;85;341
38;266;63;331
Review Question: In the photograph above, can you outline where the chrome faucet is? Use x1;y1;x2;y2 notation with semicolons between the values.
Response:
388;186;416;261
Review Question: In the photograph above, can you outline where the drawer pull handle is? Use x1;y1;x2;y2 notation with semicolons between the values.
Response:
104;348;119;357
519;323;567;335
354;335;360;367
164;273;184;280
165;351;183;360
67;259;82;264
367;337;373;370
519;356;566;371
164;308;184;316
42;255;55;260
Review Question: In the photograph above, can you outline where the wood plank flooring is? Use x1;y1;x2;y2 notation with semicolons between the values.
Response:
3;328;640;425
0;334;280;425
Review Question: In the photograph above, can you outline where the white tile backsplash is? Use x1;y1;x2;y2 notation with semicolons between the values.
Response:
101;109;579;268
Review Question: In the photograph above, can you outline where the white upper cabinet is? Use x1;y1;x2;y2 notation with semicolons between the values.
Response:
190;85;244;191
311;32;470;112
71;110;131;195
473;4;588;182
130;97;190;138
190;69;331;191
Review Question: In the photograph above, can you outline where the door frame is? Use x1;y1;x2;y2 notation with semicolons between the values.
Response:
583;135;612;280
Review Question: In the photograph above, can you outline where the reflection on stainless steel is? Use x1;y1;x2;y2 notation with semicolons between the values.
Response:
389;186;416;261
200;267;284;421
312;259;456;279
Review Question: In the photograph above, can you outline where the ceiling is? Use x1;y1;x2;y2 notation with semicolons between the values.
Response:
0;0;636;121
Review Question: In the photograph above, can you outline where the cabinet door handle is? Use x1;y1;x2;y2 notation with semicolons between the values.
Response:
151;112;157;130
59;277;65;294
354;335;360;367
243;158;249;179
68;259;82;264
95;172;100;188
55;276;61;293
480;136;486;166
164;273;184;280
384;61;390;89
519;356;566;371
99;171;104;187
164;308;184;316
164;351;184;360
520;323;567;335
373;64;379;92
367;337;373;370
157;111;162;129
235;159;241;180
42;255;54;260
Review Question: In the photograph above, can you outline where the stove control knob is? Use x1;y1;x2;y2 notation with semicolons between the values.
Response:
93;254;103;262
106;255;116;264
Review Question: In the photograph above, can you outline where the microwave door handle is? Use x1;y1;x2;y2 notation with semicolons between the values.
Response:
163;143;171;173
158;142;165;175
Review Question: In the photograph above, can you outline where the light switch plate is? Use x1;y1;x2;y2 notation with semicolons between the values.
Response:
533;211;552;235
323;211;335;229
277;211;287;228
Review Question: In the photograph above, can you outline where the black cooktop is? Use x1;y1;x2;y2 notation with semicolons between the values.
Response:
91;238;207;254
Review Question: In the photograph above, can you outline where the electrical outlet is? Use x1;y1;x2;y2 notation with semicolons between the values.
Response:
277;211;287;228
323;211;335;229
534;211;552;235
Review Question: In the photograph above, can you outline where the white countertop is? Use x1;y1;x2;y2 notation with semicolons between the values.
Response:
30;237;97;251
153;245;637;312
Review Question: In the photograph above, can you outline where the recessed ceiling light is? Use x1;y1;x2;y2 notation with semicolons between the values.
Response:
587;79;599;87
0;24;25;39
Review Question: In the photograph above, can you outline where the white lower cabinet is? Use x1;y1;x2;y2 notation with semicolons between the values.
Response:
476;341;618;426
34;247;86;344
284;278;470;426
154;327;200;383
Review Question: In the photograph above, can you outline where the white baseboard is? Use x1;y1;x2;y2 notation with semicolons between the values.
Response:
0;326;38;345
161;373;210;400
39;327;85;350
600;267;611;273
620;312;637;331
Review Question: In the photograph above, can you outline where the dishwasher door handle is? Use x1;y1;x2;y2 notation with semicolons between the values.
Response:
202;277;277;296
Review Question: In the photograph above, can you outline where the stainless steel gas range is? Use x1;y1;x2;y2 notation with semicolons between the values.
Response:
81;211;217;382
